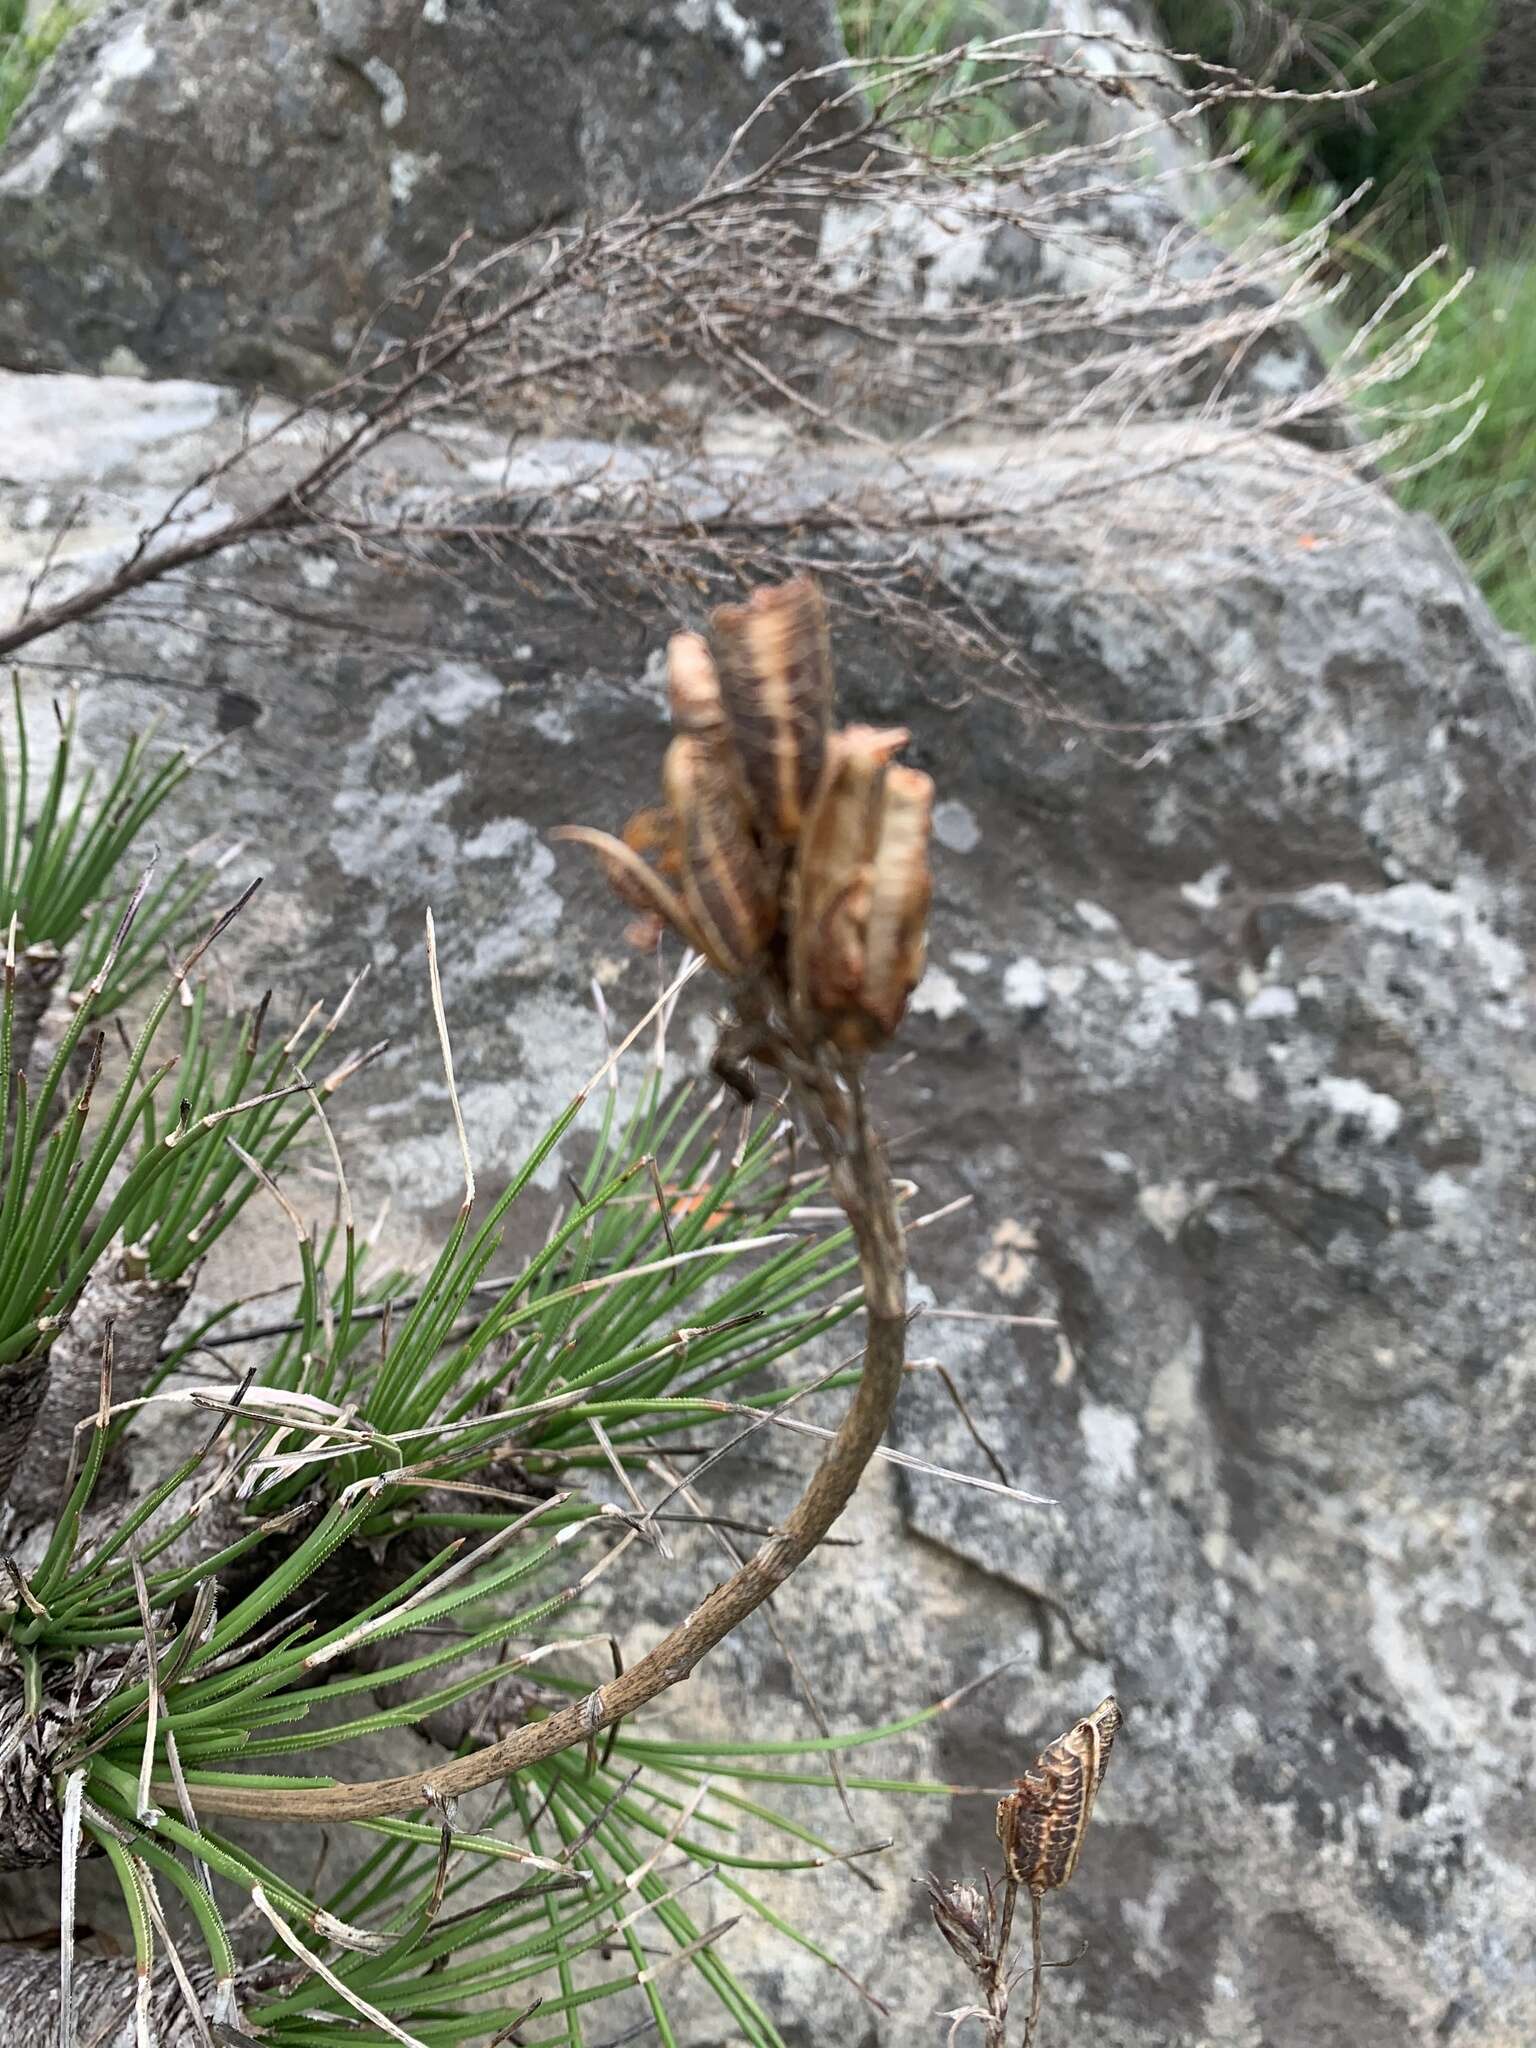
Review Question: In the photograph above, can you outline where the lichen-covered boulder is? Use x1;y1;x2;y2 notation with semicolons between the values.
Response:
2;372;1533;2042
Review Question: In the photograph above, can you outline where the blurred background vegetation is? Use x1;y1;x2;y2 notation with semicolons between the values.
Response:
840;0;1536;645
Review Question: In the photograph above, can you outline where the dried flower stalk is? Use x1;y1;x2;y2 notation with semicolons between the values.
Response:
168;573;929;1823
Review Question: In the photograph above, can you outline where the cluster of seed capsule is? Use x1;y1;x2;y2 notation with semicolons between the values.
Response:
558;574;934;1055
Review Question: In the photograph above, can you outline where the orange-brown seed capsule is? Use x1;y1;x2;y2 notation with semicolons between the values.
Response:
667;632;728;738
790;725;909;1029
709;575;834;843
662;734;779;977
832;763;934;1050
550;826;706;958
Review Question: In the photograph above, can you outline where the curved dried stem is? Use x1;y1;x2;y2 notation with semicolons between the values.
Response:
162;1056;906;1823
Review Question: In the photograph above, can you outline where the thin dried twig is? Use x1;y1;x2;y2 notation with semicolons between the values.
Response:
1;40;1435;755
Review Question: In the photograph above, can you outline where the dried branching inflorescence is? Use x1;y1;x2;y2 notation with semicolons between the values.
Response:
1;35;1445;737
995;1693;1123;1898
557;573;933;1060
932;1695;1123;2046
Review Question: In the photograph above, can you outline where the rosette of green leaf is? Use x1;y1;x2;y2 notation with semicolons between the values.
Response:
172;1683;974;2045
8;1177;967;2045
0;882;268;1503
33;1483;970;2048
8;978;383;1522
1;680;201;1076
198;1083;860;1555
363;1074;859;1474
117;977;382;1289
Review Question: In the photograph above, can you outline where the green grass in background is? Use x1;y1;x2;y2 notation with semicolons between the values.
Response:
838;0;1026;156
1157;0;1536;643
1368;252;1536;644
1160;0;1493;202
0;0;77;144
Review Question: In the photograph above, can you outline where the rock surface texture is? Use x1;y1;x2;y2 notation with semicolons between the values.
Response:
3;367;1533;2044
0;0;852;385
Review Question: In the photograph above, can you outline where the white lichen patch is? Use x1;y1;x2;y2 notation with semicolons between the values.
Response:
1138;1179;1197;1242
383;991;654;1199
329;664;539;971
1245;984;1298;1022
910;966;965;1021
978;1218;1036;1298
1420;1169;1475;1240
361;55;408;130
330;773;462;893
819;188;998;309
675;0;769;77
530;701;576;746
1002;956;1048;1011
951;948;991;975
0;130;66;200
932;798;980;853
62;21;158;146
1313;1074;1402;1145
99;344;148;379
1127;950;1201;1050
1079;1398;1140;1491
389;151;435;207
1181;862;1230;911
1299;878;1528;1000
1075;897;1120;934
1144;1332;1203;1440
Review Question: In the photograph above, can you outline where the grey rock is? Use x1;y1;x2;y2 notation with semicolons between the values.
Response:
0;0;1353;453
3;372;1535;2042
0;0;853;386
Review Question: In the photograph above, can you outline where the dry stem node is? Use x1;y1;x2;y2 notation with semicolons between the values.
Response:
171;573;928;1824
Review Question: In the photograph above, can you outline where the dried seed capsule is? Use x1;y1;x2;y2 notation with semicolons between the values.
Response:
709;575;834;843
667;632;728;738
789;725;908;1029
926;1877;992;1973
832;762;933;1052
662;734;779;978
996;1696;1123;1897
622;803;684;880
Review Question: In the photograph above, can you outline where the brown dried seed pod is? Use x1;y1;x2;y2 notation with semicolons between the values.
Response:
790;725;911;1027
709;575;835;842
789;725;908;1027
663;734;779;977
926;1876;992;1974
666;632;728;738
831;762;934;1052
996;1695;1123;1896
